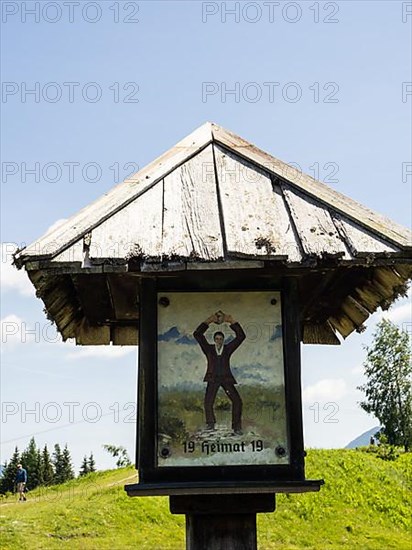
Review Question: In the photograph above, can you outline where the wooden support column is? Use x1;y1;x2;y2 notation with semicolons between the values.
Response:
186;513;256;550
170;494;275;550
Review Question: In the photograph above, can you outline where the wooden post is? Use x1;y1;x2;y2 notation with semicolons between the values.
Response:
170;494;275;550
186;513;257;550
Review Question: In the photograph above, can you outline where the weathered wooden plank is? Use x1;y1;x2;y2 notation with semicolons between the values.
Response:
51;240;84;265
354;278;396;313
48;299;78;329
211;123;412;249
44;288;72;319
303;322;340;345
41;282;83;340
170;494;276;514
341;296;369;327
373;266;405;290
300;271;338;320
59;308;83;340
107;274;139;320
112;326;138;346
27;270;50;296
280;184;349;258
188;260;265;270
37;277;73;314
371;278;396;302
141;261;186;272
39;275;72;301
328;313;357;338
43;287;83;334
162;145;223;260
272;182;303;263
214;144;291;259
353;283;382;313
89;183;163;260
332;213;400;257
394;264;412;279
77;319;110;345
72;274;115;323
102;264;128;273
25;261;40;271
16;123;214;262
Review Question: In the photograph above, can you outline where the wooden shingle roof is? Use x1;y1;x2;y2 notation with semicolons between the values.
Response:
14;122;412;346
15;122;411;267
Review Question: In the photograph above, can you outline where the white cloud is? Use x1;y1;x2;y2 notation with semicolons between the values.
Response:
0;221;68;298
0;309;135;357
369;289;411;326
350;364;363;375
0;314;62;349
0;243;34;296
66;345;135;360
302;378;347;403
1;314;26;347
388;289;411;320
380;302;412;323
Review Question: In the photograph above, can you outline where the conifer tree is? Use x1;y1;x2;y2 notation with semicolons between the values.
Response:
79;456;89;477
36;448;44;487
21;437;41;490
0;447;20;494
52;443;64;484
0;461;7;493
88;453;96;473
41;445;54;486
61;445;75;482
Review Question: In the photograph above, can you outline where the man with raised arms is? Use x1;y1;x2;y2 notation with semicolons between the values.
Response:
193;311;246;435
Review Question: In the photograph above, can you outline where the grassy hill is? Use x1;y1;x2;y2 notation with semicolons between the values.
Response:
0;449;410;549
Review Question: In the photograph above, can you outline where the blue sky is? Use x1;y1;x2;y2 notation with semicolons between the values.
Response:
1;1;411;471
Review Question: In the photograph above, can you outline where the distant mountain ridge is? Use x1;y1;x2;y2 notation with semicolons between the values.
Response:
346;426;381;449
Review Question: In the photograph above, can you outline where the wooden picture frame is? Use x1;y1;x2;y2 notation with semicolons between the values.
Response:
135;273;308;490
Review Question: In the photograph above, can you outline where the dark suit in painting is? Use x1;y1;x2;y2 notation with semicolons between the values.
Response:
193;321;246;432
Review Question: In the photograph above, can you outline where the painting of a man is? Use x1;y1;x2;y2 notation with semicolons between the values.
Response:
193;311;246;435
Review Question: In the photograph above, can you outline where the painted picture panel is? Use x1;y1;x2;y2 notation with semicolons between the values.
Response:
157;291;289;467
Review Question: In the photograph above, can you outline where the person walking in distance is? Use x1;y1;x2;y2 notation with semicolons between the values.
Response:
15;464;27;501
194;311;246;435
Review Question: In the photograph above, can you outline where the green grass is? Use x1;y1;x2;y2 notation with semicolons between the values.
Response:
158;385;286;448
1;450;411;549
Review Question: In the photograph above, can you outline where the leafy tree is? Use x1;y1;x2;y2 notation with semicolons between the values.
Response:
0;447;20;494
103;444;131;468
88;453;96;473
358;319;412;452
40;445;54;485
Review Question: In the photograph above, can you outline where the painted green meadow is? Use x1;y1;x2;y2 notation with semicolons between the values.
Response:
1;449;411;549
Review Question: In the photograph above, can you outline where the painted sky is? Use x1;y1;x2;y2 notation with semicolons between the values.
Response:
1;1;411;472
